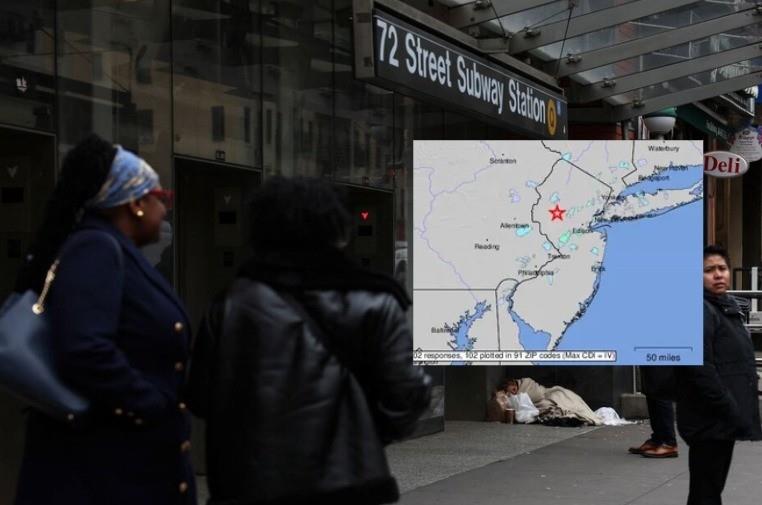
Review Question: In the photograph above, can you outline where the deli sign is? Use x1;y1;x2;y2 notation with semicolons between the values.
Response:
704;151;748;178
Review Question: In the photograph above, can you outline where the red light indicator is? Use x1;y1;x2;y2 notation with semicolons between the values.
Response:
360;211;369;221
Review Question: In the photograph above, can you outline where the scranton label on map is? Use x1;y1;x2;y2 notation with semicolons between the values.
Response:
413;140;703;365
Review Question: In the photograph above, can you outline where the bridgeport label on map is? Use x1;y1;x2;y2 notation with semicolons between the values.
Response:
413;140;703;365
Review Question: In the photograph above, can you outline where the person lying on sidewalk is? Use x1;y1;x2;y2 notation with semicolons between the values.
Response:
504;378;603;426
486;387;510;422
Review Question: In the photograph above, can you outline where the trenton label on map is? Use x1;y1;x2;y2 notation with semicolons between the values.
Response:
413;141;703;365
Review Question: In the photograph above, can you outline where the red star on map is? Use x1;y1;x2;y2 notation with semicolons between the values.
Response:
549;204;566;221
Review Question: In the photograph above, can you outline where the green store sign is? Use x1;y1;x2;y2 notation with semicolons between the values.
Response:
676;105;730;141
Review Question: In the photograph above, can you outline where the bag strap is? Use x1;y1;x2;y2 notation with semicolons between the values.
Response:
32;259;60;315
32;232;124;315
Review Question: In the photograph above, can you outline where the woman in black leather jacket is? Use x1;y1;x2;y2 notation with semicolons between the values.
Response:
188;177;431;505
677;245;761;505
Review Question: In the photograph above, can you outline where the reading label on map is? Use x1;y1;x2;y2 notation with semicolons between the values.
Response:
413;140;703;366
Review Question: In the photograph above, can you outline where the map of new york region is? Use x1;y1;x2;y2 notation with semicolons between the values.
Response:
413;140;703;366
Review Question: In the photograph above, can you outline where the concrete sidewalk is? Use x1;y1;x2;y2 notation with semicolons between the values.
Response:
393;422;762;505
386;421;598;493
196;421;762;504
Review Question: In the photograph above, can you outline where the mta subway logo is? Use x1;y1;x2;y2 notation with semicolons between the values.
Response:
547;99;557;136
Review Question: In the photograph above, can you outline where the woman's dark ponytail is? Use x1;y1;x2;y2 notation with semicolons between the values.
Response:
14;134;116;293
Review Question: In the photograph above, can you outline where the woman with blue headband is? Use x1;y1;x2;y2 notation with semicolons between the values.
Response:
13;135;195;505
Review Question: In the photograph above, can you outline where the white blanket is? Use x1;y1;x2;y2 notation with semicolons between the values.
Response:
517;377;603;426
508;392;540;423
594;407;635;426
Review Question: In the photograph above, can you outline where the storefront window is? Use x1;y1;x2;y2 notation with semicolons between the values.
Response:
172;0;261;167
262;0;332;178
0;0;56;130
57;0;172;187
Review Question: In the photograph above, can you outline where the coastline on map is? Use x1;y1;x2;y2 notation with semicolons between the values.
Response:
553;199;703;365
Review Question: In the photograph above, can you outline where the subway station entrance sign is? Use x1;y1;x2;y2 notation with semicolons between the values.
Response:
355;9;567;139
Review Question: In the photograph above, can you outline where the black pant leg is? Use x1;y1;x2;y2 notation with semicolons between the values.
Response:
687;440;735;505
647;396;676;445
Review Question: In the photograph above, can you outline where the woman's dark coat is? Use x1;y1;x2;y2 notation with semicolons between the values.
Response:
15;215;195;505
188;253;431;505
676;291;762;443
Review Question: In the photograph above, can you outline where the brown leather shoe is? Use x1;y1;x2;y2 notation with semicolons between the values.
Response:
628;440;659;454
641;444;678;458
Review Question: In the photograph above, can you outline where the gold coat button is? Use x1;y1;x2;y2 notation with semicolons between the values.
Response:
174;322;184;332
180;440;192;453
114;408;123;416
174;361;185;372
178;481;189;494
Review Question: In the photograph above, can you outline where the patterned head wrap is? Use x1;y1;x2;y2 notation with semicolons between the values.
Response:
85;145;159;209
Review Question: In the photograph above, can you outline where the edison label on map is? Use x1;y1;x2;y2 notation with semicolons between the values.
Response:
413;140;703;365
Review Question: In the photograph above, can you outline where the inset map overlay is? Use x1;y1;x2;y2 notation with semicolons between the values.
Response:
413;140;703;365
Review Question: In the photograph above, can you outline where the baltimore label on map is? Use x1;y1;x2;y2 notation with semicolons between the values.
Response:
413;140;703;365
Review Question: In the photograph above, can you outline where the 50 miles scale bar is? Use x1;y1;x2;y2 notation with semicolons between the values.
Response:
413;350;617;362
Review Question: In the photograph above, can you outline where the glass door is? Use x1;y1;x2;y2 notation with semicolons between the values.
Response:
174;156;261;476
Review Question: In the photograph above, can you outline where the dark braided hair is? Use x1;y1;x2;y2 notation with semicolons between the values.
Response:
14;134;116;293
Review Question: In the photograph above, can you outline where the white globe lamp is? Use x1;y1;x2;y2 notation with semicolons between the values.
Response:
643;107;677;140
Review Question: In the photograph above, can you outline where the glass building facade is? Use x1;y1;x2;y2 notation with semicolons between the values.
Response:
1;0;533;299
1;2;553;499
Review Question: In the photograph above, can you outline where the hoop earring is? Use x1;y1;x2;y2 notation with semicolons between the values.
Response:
136;210;144;218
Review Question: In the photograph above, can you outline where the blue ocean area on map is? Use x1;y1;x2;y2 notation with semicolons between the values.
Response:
511;309;551;350
618;164;702;198
450;301;489;365
553;200;703;364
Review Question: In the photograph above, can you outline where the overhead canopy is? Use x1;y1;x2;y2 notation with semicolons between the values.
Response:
440;0;761;121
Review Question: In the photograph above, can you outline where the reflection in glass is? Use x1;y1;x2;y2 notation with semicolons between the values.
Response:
334;1;395;187
531;0;758;63
481;0;641;37
396;96;439;296
606;57;762;105
57;0;173;187
333;83;394;187
574;23;762;84
262;0;333;178
0;1;56;130
172;0;261;167
57;0;174;279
